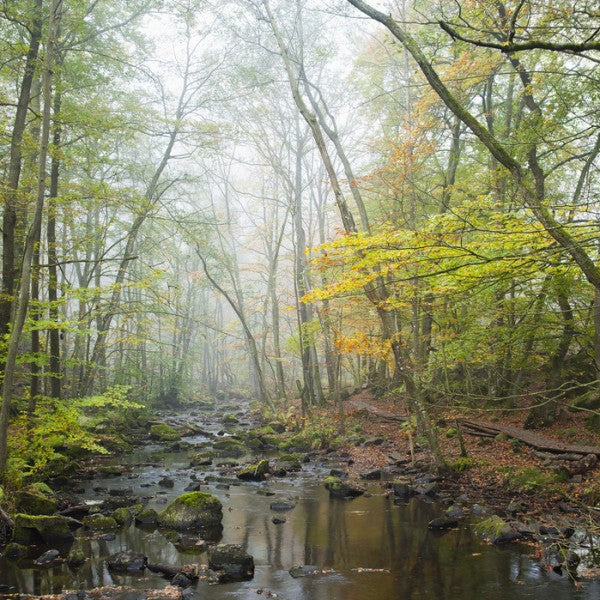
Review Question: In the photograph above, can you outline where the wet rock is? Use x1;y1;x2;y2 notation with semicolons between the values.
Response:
2;542;28;561
150;423;181;442
34;549;60;566
221;414;239;425
184;481;204;492
269;501;295;511
15;487;58;516
428;516;458;530
112;507;133;526
289;565;320;578
189;453;213;467
135;508;159;526
12;514;75;544
159;477;175;488
329;469;347;478
236;460;270;481
83;514;119;531
413;482;438;496
445;505;465;519
475;515;523;544
360;469;382;480
171;573;192;588
109;488;133;497
67;549;86;568
107;550;147;573
323;476;364;499
99;533;117;541
158;492;223;535
208;544;254;582
391;479;414;498
212;438;246;457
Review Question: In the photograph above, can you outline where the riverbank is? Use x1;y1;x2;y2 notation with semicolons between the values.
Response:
1;394;599;599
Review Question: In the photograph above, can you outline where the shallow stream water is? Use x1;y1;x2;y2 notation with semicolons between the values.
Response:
1;411;599;599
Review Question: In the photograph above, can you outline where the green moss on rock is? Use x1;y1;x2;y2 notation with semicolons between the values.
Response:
150;423;180;441
135;508;158;525
158;492;222;534
12;514;74;544
83;514;119;531
236;460;270;481
112;507;133;526
15;490;58;515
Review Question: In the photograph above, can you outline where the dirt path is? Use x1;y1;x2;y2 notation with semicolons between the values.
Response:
348;398;600;458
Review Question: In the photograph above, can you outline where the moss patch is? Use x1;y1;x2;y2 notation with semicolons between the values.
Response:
158;492;222;534
149;423;180;442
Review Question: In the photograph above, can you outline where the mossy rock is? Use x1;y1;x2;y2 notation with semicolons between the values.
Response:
13;514;74;544
474;515;521;544
15;489;58;516
67;548;86;568
158;492;222;534
150;423;181;442
279;434;312;452
189;452;214;467
236;460;270;481
135;508;158;526
222;414;239;425
28;482;54;496
212;438;246;457
112;507;133;526
323;476;364;499
83;514;119;531
2;542;28;561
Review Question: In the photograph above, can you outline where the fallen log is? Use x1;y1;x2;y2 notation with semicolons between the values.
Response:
459;419;600;458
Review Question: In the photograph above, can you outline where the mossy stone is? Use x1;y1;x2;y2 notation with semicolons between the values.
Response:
212;438;246;457
135;507;158;525
15;490;58;515
112;507;133;526
474;515;518;543
3;542;28;561
150;423;180;441
158;492;222;533
67;548;86;568
83;514;119;531
236;460;270;481
12;514;74;544
222;414;239;425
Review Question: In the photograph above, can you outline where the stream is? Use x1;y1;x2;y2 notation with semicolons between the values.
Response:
1;408;599;599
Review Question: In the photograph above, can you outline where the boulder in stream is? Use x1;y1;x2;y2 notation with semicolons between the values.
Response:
236;460;270;481
107;550;147;573
150;423;181;442
15;485;58;515
2;542;28;561
158;492;222;535
208;544;255;582
34;549;60;566
82;514;119;531
12;514;75;544
135;507;159;526
323;476;364;499
474;515;523;544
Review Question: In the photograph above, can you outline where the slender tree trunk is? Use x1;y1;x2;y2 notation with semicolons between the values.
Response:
1;0;43;338
0;0;63;477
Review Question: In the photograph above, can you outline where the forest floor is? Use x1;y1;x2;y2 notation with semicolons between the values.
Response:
322;390;600;527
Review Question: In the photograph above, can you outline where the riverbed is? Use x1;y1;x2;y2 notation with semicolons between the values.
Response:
1;409;599;599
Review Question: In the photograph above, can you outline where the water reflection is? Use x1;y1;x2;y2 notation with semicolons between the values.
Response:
1;446;599;599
